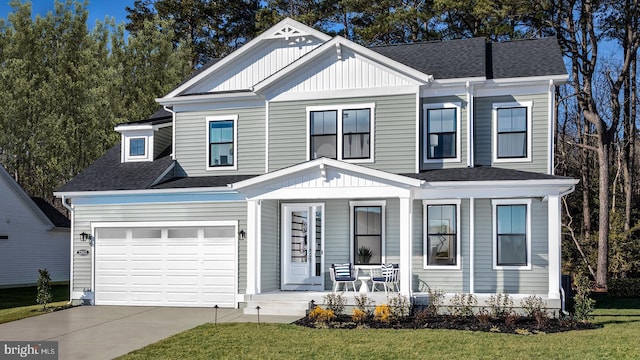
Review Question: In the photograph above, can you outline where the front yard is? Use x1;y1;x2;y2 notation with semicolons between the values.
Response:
0;284;70;324
118;298;640;359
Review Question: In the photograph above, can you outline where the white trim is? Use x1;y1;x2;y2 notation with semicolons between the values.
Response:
246;200;259;295
492;101;533;163
422;102;462;164
114;122;171;132
55;186;237;198
422;199;462;270
466;82;474;167
548;80;555;174
349;200;386;265
306;103;376;163
492;199;532;270
547;195;561;299
265;100;270;173
163;18;331;98
163;106;177;159
121;130;154;163
469;198;475;293
205;115;238;171
267;86;417;102
486;74;568;85
415;92;420;173
399;197;412;296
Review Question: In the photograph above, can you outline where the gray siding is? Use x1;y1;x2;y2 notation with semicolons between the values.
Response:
473;199;549;294
174;107;265;176
72;201;247;294
269;94;417;173
412;199;469;293
421;95;468;170
474;93;549;173
154;126;172;159
260;200;279;291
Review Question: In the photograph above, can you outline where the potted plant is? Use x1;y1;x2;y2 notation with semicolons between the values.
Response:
358;246;373;264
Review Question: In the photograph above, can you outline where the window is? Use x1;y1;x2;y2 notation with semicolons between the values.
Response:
207;116;237;169
310;110;337;159
129;138;145;156
308;104;374;162
493;199;531;269
350;201;385;265
493;102;532;162
422;103;461;164
423;200;461;268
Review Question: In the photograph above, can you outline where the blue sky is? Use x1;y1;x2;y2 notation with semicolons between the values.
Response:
0;1;134;27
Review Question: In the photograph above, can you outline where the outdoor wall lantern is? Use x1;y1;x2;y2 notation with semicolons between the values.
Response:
238;229;246;240
80;232;90;242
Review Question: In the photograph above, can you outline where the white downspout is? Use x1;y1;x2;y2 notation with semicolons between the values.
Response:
548;80;555;175
164;105;177;160
466;81;474;168
469;197;475;293
60;195;74;305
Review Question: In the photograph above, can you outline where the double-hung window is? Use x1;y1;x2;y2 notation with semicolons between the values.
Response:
423;200;461;268
423;103;461;164
493;199;531;269
308;104;374;162
493;102;532;162
351;201;385;266
207;115;237;169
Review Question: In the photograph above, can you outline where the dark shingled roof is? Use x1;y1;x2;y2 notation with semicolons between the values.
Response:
58;144;174;192
402;166;569;182
491;37;567;79
30;197;70;228
117;108;172;127
151;175;258;189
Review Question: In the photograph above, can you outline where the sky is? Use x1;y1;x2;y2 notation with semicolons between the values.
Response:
0;1;134;27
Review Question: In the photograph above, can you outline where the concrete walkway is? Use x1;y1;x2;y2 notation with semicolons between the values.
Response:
0;306;300;360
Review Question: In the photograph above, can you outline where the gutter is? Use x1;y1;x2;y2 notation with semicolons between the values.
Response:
163;105;177;160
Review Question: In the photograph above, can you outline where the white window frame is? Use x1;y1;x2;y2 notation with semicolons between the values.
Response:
205;115;238;171
122;131;153;162
349;200;385;269
492;101;533;163
307;103;375;163
423;199;462;270
422;102;462;164
492;199;532;270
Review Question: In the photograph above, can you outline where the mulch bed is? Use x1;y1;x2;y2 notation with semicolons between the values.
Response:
294;314;600;334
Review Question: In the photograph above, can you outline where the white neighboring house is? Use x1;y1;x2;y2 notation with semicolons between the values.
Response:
0;164;70;287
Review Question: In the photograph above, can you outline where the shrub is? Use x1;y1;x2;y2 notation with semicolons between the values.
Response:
504;311;519;326
573;272;595;321
448;293;477;317
520;295;546;318
534;309;549;329
352;308;367;323
387;293;411;319
324;292;346;315
309;306;335;324
353;293;373;313
476;308;491;324
36;268;52;311
486;293;513;318
374;304;391;323
426;288;445;316
608;278;640;297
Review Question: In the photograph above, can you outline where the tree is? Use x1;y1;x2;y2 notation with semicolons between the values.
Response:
36;268;53;311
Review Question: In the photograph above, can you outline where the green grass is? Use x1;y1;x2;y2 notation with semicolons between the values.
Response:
118;298;640;360
0;284;70;324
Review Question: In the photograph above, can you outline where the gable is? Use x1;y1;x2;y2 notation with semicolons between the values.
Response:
0;165;55;229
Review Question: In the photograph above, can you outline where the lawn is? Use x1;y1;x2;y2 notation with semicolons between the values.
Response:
118;298;640;360
0;284;70;324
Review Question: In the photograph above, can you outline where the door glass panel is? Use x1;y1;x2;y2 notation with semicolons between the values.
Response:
315;210;322;277
96;228;127;239
290;211;308;263
132;228;161;239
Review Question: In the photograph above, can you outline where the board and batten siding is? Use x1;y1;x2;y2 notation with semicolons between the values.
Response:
411;199;470;293
420;95;468;170
474;93;549;173
174;107;265;176
72;201;247;294
473;199;549;294
269;94;417;173
154;126;172;159
260;200;279;292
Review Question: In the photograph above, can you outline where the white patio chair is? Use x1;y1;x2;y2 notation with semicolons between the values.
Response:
329;263;358;292
371;263;399;293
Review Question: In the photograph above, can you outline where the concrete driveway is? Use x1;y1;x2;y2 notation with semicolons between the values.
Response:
0;306;299;360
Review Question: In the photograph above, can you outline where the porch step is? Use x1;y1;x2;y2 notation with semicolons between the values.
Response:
243;300;310;316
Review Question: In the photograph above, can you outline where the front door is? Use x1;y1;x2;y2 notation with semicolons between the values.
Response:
282;203;324;290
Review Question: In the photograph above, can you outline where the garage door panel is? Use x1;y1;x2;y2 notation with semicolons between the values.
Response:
95;224;237;308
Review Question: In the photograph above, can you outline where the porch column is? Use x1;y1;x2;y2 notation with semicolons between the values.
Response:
399;197;412;296
246;199;262;295
547;194;561;300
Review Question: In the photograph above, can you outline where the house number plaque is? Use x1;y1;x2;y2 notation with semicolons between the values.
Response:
76;249;90;256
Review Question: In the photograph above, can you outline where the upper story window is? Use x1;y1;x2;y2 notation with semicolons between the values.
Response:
493;102;532;163
492;199;532;270
206;115;237;170
423;200;461;269
350;201;385;266
308;104;375;163
129;138;146;157
422;103;461;164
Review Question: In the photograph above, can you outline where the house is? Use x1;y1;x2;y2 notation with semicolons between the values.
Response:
55;18;577;314
0;164;70;287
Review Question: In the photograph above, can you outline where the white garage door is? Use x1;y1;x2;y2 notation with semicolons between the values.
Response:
94;224;237;307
